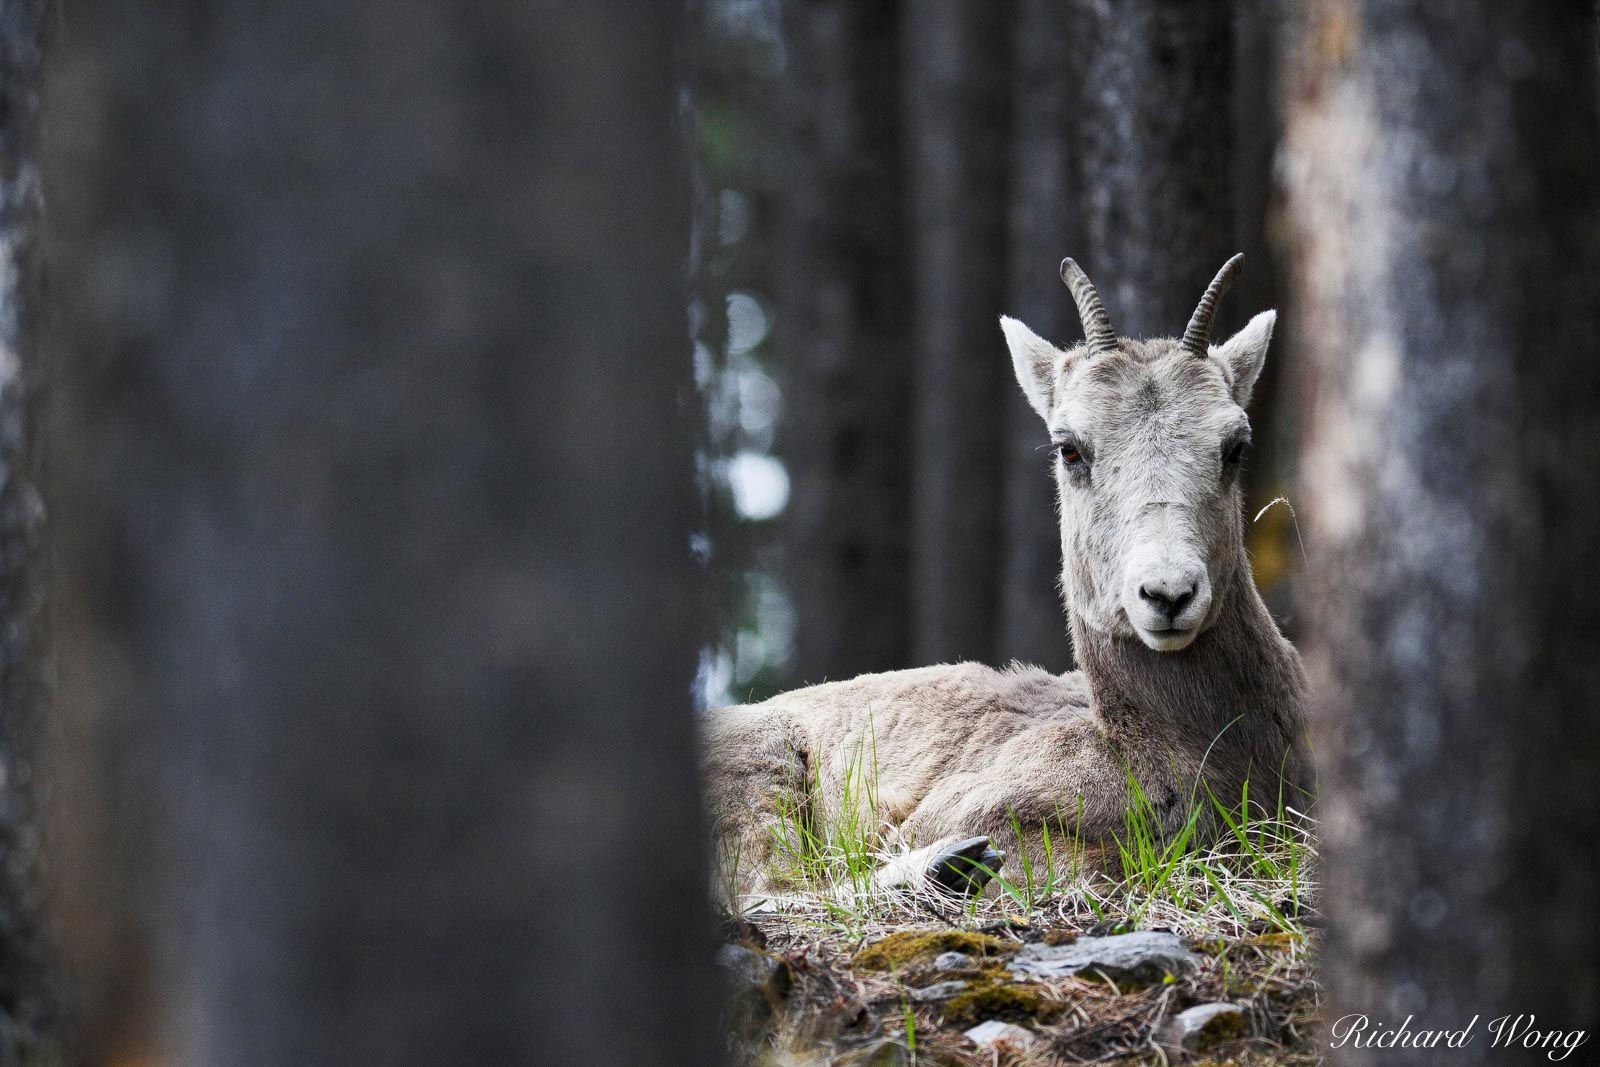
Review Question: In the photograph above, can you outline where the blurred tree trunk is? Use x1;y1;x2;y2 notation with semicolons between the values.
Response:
41;2;720;1065
997;0;1075;673
1286;1;1600;1058
777;0;914;683
1072;0;1235;338
0;0;55;1056
904;0;1014;665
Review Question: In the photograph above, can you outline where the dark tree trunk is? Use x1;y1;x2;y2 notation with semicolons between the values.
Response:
0;0;55;1055
998;0;1075;673
1072;0;1235;338
40;3;720;1064
1231;0;1284;352
777;0;914;684
1231;0;1285;410
1231;0;1296;622
1286;1;1600;1058
904;0;1014;665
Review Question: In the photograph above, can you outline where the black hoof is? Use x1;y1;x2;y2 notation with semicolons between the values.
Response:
926;835;1005;896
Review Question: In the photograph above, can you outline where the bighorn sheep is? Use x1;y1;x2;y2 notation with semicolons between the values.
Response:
704;255;1311;900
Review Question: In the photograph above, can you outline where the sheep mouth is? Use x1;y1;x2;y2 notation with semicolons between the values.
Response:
1135;623;1199;652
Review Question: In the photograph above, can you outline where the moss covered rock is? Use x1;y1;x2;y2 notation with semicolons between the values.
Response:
1156;1002;1248;1053
852;930;1017;973
938;970;1065;1028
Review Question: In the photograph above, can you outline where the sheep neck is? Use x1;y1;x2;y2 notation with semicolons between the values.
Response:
1068;572;1308;794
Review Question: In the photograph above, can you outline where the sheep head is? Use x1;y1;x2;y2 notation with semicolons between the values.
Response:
1002;255;1274;652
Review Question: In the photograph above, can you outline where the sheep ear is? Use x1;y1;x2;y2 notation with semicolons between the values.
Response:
1211;309;1275;409
1000;315;1059;423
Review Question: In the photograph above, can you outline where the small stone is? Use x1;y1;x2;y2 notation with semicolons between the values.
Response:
911;980;969;1002
716;942;792;1016
964;1019;1036;1049
931;951;972;970
718;915;768;949
1156;1002;1248;1052
1008;930;1198;985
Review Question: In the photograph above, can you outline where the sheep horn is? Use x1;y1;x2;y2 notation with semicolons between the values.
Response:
1059;258;1119;356
1181;253;1245;357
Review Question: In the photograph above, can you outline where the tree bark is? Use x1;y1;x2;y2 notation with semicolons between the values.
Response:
998;0;1075;673
1285;1;1600;1057
1072;0;1236;339
904;0;1014;665
777;0;914;684
40;3;720;1064
0;0;55;1055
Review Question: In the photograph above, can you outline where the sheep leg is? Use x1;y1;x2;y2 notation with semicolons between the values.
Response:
871;834;1005;896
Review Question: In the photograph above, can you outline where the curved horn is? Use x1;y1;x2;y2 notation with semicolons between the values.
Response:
1181;253;1245;356
1059;258;1118;356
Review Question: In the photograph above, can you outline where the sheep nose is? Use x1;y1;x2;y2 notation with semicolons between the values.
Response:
1139;580;1196;621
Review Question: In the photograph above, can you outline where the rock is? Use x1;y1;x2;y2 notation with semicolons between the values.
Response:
718;915;768;949
911;980;970;1002
964;1020;1036;1050
941;977;1058;1027
977;917;1036;939
1007;930;1198;985
1156;1002;1248;1052
931;950;973;970
717;943;792;1016
852;929;1016;972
